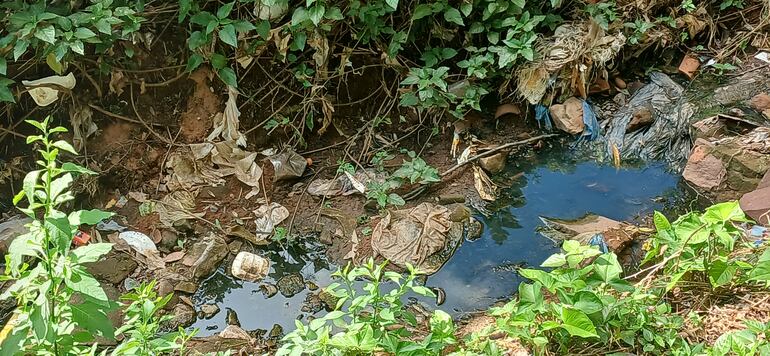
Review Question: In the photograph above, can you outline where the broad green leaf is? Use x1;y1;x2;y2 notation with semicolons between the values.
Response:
518;268;557;291
13;40;29;61
385;0;398;9
573;291;603;314
308;5;325;26
7;232;41;272
256;20;270;39
69;40;85;55
674;215;709;245
703;201;747;224
749;250;770;281
50;173;73;201
190;12;218;26
541;253;566;268
66;271;108;302
70;298;116;339
0;320;28;356
72;243;113;263
0;58;6;75
0;82;14;103
560;307;598;338
653;211;671;231
219;24;238;47
73;27;97;39
512;0;526;8
218;67;238;88
68;209;114;226
412;4;434;20
61;162;96;174
443;8;464;26
708;259;737;287
217;2;236;19
593;253;622;282
460;3;472;16
518;281;543;308
22;170;41;206
232;20;256;33
186;54;205;73
34;25;56;44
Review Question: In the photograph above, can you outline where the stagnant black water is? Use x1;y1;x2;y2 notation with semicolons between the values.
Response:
191;146;688;335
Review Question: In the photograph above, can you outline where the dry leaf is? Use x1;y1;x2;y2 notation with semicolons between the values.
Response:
344;171;366;194
163;251;186;263
109;70;126;96
69;104;97;151
473;166;497;201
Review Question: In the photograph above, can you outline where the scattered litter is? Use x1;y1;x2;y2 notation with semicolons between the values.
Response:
679;54;700;80
181;233;228;279
207;86;246;147
227;225;268;246
605;72;693;170
156;191;205;228
184;141;263;198
473;166;497;201
588;233;609;253
580;100;599;141
96;220;126;232
534;104;553;131
254;202;289;239
516;22;625;104
22;73;76;106
269;149;307;181
307;170;385;197
128;191;148;203
73;230;90;246
123;277;139;291
343;171;366;194
755;51;770;64
115;195;128;209
371;203;451;270
118;231;158;257
479;152;506;174
231;251;270;282
69;104;97;151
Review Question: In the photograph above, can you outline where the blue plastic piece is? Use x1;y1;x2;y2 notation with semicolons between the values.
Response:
581;100;599;141
534;104;553;131
589;233;609;254
751;225;768;237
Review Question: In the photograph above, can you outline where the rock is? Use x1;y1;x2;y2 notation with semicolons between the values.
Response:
181;233;228;279
259;283;278;298
678;54;700;80
479;153;507;174
0;217;31;256
317;290;339;311
301;293;325;313
750;93;770;112
740;187;770;225
269;324;283;339
158;229;179;252
549;97;584;134
231;251;270;282
276;273;305;297
544;214;624;236
758;170;770;190
163;303;197;331
200;304;220;319
84;251;138;284
157;279;175;297
175;281;198;294
226;308;241;326
626;106;653;132
227;240;243;254
219;325;251;340
306;281;319;291
682;141;726;190
318;229;333;245
448;204;471;222
465;218;483;241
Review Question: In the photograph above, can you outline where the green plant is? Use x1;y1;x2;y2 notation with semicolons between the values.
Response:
584;1;618;30
0;0;143;102
711;62;738;75
399;66;456;111
365;151;440;209
625;19;655;45
278;258;456;355
642;201;750;291
1;117;116;354
710;320;770;355
719;0;745;10
112;281;196;355
392;150;440;185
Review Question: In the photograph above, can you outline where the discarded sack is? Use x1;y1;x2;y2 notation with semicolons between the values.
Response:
269;149;307;181
371;203;451;270
231;251;270;282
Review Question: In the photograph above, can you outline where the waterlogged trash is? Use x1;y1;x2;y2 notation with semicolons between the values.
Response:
269;149;307;181
307;170;385;197
254;203;289;239
156;190;205;228
371;203;451;270
494;103;521;120
118;231;158;257
581;100;599;141
534;104;553;131
207;86;246;146
231;251;270;282
473;166;497;201
97;220;126;232
22;73;76;106
588;234;609;253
